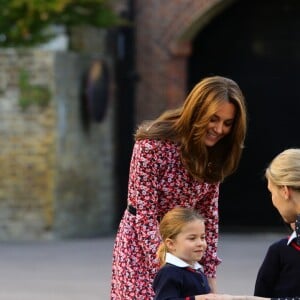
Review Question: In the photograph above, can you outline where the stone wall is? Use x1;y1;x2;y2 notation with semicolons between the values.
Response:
0;49;114;240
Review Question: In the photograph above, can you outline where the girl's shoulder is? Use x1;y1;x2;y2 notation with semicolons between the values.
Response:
156;263;185;277
267;237;291;253
270;237;289;247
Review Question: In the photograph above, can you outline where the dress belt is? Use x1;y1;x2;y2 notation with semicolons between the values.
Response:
127;204;137;216
127;205;162;221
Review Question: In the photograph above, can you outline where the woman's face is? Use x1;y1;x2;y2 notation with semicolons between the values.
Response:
267;179;297;223
204;101;236;147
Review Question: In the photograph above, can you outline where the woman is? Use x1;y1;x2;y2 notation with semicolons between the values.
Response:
205;148;300;300
110;75;247;299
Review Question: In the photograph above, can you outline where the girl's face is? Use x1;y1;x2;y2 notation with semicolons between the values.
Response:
167;219;207;266
267;179;297;223
204;101;236;147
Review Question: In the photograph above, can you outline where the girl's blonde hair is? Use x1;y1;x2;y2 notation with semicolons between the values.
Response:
265;148;300;190
135;76;247;183
157;207;205;266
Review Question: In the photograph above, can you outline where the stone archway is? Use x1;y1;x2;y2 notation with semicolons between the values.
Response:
134;0;235;123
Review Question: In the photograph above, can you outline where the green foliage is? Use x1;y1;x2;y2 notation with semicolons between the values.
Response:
19;69;51;110
0;0;122;47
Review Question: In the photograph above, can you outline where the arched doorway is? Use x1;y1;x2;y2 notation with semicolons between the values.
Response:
188;0;300;230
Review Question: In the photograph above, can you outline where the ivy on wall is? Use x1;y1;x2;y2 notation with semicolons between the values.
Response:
18;69;51;110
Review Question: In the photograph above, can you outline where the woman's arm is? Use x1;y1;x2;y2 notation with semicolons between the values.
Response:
203;294;300;300
207;278;217;293
203;294;270;300
196;183;221;279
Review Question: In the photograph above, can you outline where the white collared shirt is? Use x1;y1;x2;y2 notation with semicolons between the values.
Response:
287;230;297;245
165;252;204;271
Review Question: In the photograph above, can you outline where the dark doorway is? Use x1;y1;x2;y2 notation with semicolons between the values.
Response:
188;0;300;230
113;2;137;228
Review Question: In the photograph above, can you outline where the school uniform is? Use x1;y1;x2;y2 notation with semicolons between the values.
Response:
153;253;211;300
255;215;300;299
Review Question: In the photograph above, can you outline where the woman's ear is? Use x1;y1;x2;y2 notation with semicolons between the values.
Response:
282;185;290;200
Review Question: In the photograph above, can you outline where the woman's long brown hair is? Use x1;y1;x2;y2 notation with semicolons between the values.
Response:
135;76;247;183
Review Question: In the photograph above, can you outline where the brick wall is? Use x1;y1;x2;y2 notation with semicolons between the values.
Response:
134;0;230;123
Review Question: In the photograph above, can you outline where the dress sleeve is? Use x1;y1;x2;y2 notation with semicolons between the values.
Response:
254;241;281;297
195;182;221;278
128;141;165;272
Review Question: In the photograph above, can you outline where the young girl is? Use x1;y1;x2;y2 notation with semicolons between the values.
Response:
153;207;211;300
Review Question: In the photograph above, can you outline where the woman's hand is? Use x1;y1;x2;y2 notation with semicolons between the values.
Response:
199;294;270;300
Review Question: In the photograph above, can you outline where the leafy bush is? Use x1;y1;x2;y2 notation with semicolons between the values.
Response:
0;0;122;47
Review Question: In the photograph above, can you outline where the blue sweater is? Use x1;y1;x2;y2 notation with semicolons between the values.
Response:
153;263;211;300
254;237;300;298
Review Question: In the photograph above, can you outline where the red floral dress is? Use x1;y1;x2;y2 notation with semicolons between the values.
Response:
110;139;221;300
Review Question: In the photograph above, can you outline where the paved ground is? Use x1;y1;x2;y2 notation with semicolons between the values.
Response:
0;232;285;300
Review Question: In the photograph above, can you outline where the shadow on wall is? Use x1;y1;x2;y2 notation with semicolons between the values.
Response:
80;59;110;132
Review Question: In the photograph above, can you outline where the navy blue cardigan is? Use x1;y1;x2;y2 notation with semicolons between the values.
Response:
153;263;210;300
254;237;300;298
